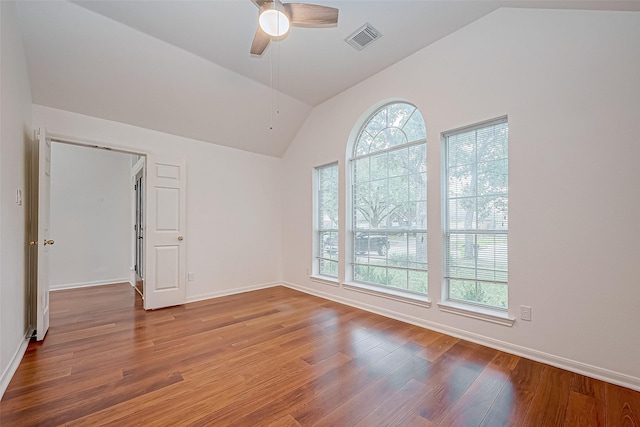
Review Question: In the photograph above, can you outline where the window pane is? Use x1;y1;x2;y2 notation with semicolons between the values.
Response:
408;270;428;294
320;259;338;277
403;110;426;143
389;175;408;205
320;231;338;260
409;173;426;201
387;147;408;178
355;131;373;156
365;109;387;136
477;124;508;162
476;195;508;231
449;279;479;304
354;264;369;282
449;279;507;309
477;282;507;308
386;267;408;290
373;128;407;150
370;152;388;181
448;165;473;198
477;159;508;196
354;157;370;182
369;266;389;287
388;103;415;129
448;198;477;230
408;201;427;230
409;144;427;173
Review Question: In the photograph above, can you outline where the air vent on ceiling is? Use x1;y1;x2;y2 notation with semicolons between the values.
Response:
345;23;382;51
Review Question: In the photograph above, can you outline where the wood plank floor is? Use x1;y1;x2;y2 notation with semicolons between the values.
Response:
1;283;639;426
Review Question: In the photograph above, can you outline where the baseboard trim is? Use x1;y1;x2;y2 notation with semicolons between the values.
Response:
280;281;640;392
185;282;281;304
50;279;130;291
0;332;31;401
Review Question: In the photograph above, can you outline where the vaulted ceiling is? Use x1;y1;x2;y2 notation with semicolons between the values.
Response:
16;1;640;157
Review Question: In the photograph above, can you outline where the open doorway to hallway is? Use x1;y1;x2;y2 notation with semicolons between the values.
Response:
48;141;142;298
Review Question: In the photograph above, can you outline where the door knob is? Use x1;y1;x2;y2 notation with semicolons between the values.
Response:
44;239;55;246
178;236;184;241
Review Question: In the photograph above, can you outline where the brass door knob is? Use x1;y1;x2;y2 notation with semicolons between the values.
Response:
44;239;55;246
178;236;184;241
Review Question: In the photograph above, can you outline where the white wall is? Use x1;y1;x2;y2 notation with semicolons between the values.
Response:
281;8;640;390
33;104;282;301
0;1;33;397
49;143;132;289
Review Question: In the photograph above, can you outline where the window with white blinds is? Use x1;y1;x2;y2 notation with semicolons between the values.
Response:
351;102;428;294
316;163;339;278
444;117;508;309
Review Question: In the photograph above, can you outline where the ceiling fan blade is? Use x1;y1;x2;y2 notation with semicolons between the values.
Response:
284;3;338;27
251;0;269;7
250;26;271;56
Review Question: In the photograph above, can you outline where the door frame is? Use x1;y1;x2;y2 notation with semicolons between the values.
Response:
132;157;145;296
32;132;151;323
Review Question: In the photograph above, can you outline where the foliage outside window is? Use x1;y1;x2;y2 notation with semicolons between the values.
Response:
352;103;427;294
444;118;508;309
317;163;339;277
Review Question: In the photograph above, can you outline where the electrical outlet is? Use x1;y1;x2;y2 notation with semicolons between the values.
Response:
520;306;532;321
187;272;194;281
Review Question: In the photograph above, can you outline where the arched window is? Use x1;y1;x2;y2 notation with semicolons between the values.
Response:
351;102;427;294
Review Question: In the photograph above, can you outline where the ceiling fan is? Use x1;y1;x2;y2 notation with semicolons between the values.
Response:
250;0;339;56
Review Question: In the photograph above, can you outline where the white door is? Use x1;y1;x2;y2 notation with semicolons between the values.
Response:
35;128;52;341
144;157;187;310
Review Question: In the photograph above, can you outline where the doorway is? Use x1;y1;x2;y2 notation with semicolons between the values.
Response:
47;142;139;294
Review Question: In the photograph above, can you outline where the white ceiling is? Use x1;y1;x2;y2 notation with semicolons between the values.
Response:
16;1;640;157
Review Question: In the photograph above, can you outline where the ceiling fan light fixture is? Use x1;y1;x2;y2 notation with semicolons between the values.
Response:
259;4;290;37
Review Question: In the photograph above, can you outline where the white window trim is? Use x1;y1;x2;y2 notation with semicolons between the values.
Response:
437;301;515;327
343;281;431;308
310;275;340;287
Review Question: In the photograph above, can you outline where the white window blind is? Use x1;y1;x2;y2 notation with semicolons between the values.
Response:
317;163;338;277
444;117;508;309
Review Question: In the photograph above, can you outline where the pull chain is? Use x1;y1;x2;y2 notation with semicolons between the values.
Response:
269;43;273;130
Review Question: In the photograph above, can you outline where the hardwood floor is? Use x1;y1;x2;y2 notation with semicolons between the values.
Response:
1;283;639;426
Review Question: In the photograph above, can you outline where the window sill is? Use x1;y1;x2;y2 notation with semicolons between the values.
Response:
342;282;431;308
310;275;340;287
437;301;515;327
